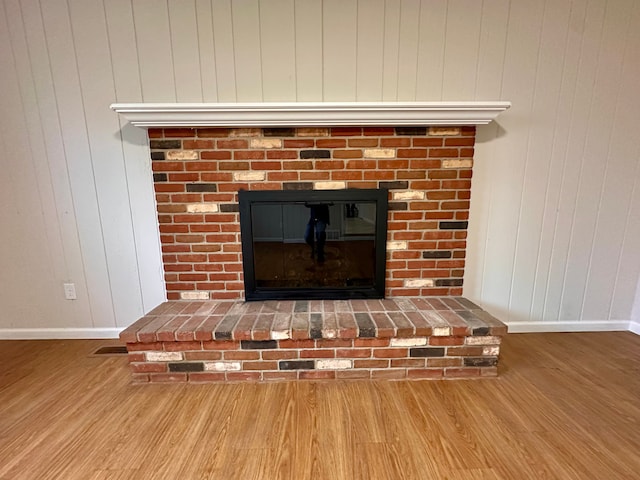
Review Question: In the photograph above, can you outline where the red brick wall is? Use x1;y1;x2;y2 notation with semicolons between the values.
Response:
148;126;475;300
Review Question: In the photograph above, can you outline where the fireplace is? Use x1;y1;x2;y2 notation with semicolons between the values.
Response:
144;124;478;301
239;188;388;300
113;102;510;383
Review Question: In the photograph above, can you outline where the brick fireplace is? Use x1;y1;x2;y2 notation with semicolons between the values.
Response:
114;102;510;383
150;125;475;300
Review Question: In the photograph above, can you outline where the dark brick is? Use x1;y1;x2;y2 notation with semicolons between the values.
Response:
435;278;464;287
472;326;490;336
283;182;313;191
464;357;498;367
423;251;452;259
455;297;480;310
186;183;218;192
300;150;331;159
439;221;469;230
388;202;408;211
220;204;239;212
153;173;168;182
279;360;315;370
214;315;239;340
168;362;204;372
410;347;445;357
395;127;427;136
150;140;181;149
294;301;309;313
355;313;376;338
310;313;323;339
241;340;278;350
263;128;295;137
379;181;409;190
151;151;166;160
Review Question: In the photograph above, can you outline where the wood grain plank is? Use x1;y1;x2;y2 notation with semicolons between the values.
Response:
0;333;640;478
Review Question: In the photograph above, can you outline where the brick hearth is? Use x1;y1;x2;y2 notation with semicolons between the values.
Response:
121;297;506;382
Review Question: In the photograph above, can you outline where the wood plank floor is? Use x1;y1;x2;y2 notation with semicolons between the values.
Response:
0;332;639;479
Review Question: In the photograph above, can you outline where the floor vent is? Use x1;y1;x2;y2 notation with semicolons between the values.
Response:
92;345;128;356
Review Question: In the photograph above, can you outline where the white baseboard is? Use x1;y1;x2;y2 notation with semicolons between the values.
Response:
505;320;631;334
629;322;640;335
0;328;123;340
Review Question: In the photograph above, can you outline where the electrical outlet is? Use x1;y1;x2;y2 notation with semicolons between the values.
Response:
63;283;77;300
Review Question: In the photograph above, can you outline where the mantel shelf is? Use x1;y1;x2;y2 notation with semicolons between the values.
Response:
110;101;511;128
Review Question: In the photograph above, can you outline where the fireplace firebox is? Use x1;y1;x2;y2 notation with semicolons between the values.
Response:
239;189;388;301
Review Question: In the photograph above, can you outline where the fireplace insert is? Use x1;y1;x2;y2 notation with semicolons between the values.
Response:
239;189;388;301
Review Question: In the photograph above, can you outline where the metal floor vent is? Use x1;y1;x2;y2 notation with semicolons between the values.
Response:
92;345;128;356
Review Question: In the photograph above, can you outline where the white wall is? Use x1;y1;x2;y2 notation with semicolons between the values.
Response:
0;0;639;336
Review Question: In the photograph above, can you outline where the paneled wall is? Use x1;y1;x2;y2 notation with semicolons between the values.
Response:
1;0;639;335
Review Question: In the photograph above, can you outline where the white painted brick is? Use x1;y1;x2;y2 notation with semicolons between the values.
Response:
166;150;198;160
186;203;219;213
393;190;425;200
428;127;461;136
394;298;417;311
364;148;395;158
314;181;346;190
386;241;407;250
390;337;427;347
229;128;261;137
233;171;266;181
405;279;435;288
443;159;473;169
433;326;452;337
466;336;502;345
297;128;330;137
316;359;352;370
271;330;290;340
250;138;282;149
321;328;338;339
146;351;183;362
180;291;210;300
204;361;241;371
483;346;500;356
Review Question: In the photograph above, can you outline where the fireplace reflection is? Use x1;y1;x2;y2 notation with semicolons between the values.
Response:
252;201;376;288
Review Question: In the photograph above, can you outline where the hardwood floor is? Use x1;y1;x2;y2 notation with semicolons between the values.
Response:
1;332;639;479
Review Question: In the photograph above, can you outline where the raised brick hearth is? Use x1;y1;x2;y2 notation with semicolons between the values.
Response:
121;297;506;382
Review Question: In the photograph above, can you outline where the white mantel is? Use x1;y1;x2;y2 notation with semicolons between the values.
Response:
110;101;510;128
